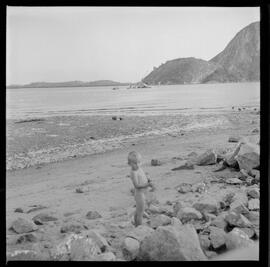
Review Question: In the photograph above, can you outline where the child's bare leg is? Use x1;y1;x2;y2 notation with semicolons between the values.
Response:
134;191;145;227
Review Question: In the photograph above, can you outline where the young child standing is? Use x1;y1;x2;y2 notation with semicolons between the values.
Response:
127;151;155;227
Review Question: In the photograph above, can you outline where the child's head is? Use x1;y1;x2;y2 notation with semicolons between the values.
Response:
128;151;142;168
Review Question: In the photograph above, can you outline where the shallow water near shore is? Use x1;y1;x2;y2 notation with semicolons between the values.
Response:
6;82;259;119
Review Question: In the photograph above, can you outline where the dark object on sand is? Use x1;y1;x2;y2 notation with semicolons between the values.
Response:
86;211;102;220
172;161;194;171
238;108;242;111
90;136;96;140
196;149;217;166
119;117;123;120
232;106;234;109
112;116;117;120
15;118;45;123
228;137;240;143
151;159;162;166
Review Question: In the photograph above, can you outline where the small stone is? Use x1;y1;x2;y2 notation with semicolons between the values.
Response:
149;214;171;229
86;211;102;220
228;136;240;143
10;217;38;234
191;182;207;193
171;161;194;171
251;128;259;133
203;213;217;222
25;205;48;213
14;208;24;213
246;187;260;199
32;213;58;223
16;233;38;244
226;178;243;185
248;199;259;211
249;169;260;179
151;159;162;166
60;223;85;234
177;207;203;223
176;183;192;193
112;116;117;120
75;187;84;193
122;237;140;261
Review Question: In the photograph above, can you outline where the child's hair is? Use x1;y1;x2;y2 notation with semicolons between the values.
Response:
128;151;142;165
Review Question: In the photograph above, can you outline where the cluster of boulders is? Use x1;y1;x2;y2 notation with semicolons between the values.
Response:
7;208;117;261
121;179;259;261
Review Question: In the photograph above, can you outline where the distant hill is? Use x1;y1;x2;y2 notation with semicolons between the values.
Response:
142;57;218;85
7;80;131;89
143;21;260;85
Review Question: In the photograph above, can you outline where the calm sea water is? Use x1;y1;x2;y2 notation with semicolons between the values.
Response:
6;82;260;120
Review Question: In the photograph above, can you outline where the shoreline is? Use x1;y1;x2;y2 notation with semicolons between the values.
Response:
6;109;260;171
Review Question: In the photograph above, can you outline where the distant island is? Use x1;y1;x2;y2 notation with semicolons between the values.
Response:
7;80;132;89
143;21;259;85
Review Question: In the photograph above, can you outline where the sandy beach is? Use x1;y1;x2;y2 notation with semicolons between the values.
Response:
6;108;260;260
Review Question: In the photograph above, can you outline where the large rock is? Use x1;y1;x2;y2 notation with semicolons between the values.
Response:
210;213;228;230
248;199;259;211
192;195;220;214
235;143;260;172
86;211;102;220
225;228;254;250
196;149;217;166
10;218;38;234
122;237;140;261
225;212;253;228
177;207;203;223
230;200;250;215
84;230;110;252
150;214;171;229
53;233;101;261
199;234;211;251
138;224;207;261
208;227;226;249
32;213;58;223
126;225;154;242
93;252;116;261
234;227;255;239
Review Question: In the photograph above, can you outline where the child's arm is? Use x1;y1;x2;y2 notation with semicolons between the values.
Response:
130;172;150;189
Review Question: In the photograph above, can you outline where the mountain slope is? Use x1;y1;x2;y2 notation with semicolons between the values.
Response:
143;21;260;85
208;21;260;82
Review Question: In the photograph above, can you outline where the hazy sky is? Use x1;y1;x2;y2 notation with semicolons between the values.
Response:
7;7;259;85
